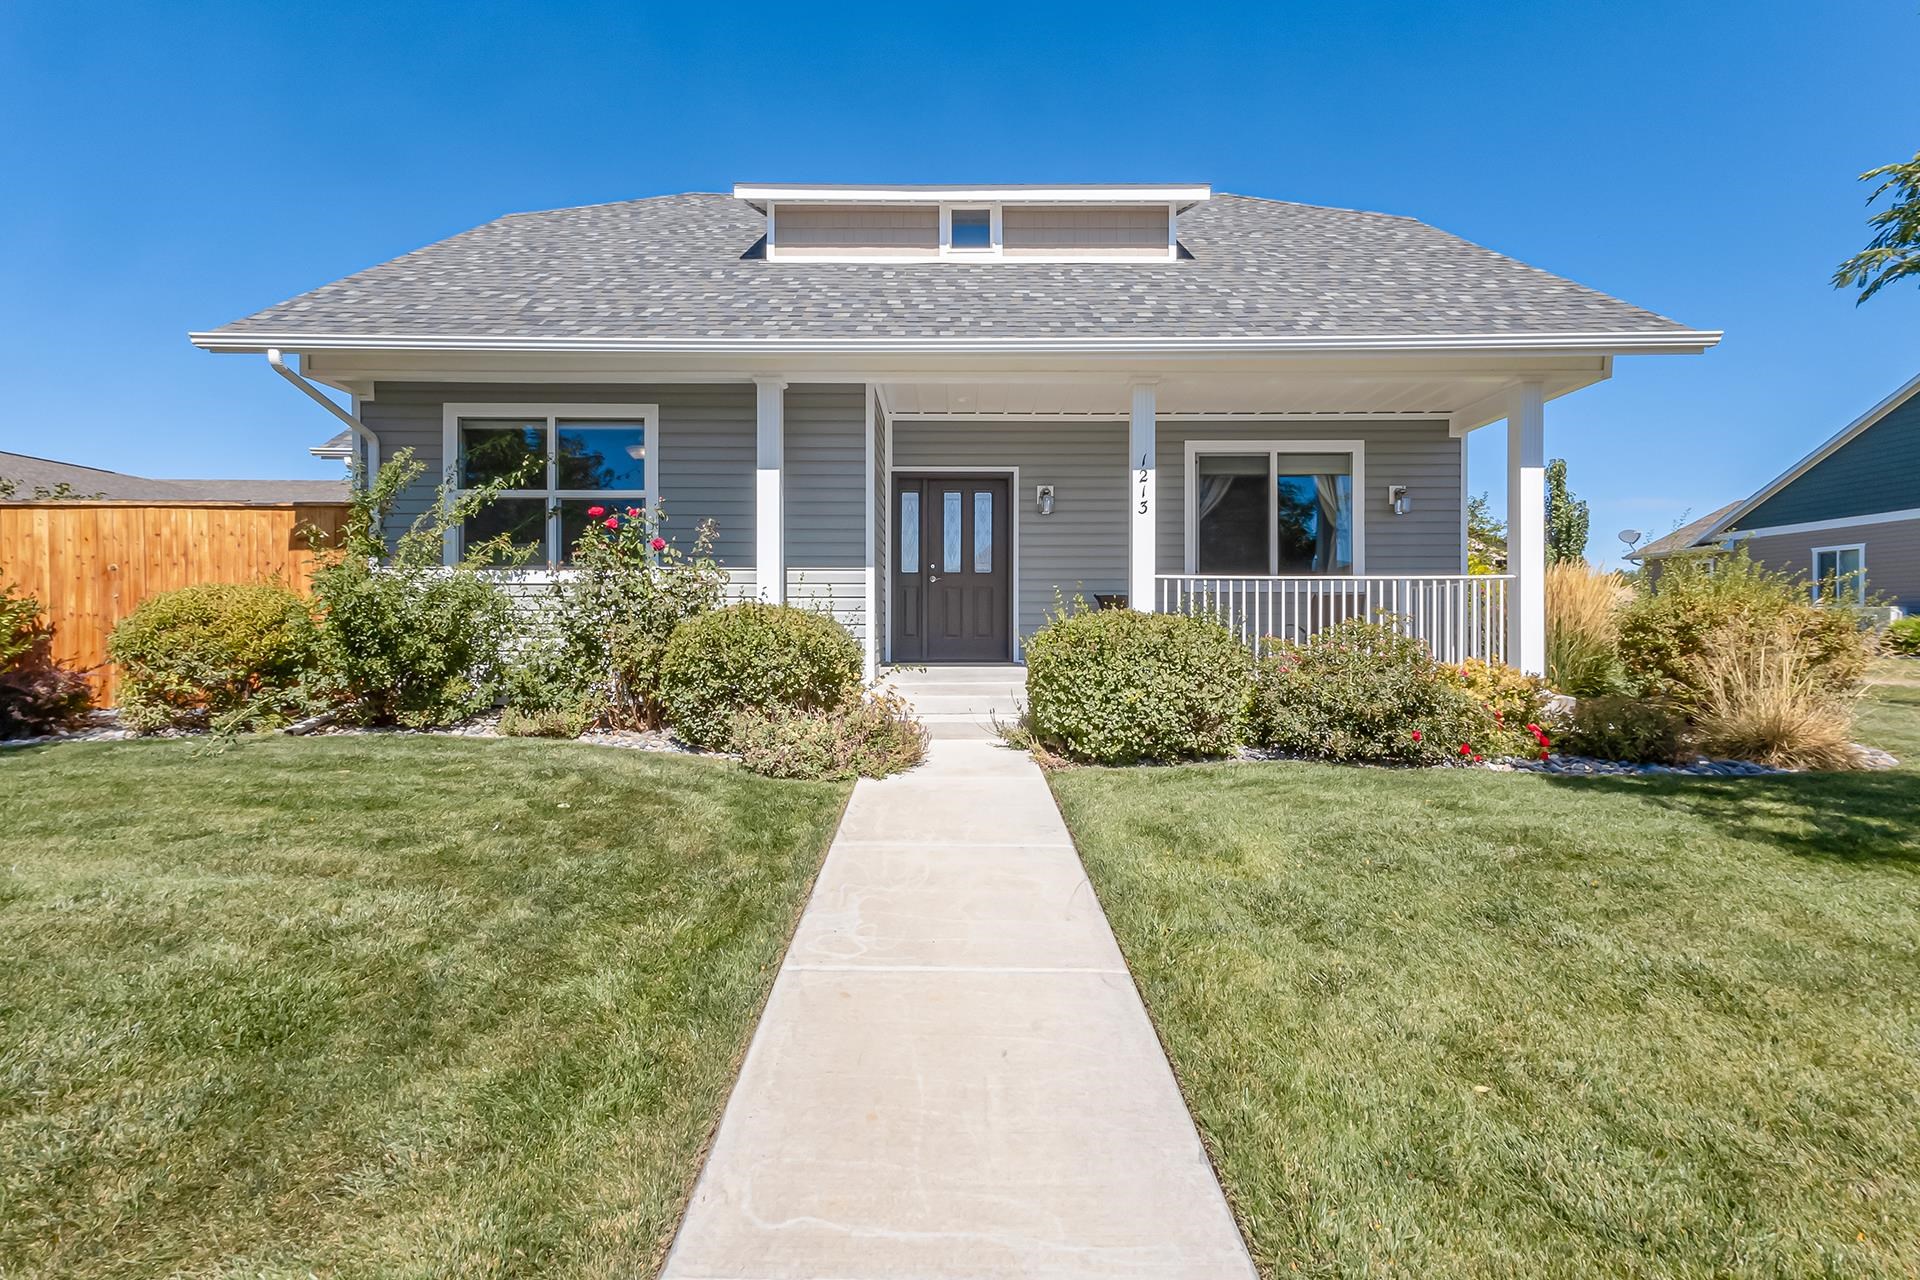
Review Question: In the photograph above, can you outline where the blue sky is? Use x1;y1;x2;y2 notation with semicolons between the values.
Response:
2;1;1915;565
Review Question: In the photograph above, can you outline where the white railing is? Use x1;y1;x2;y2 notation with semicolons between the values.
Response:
1156;574;1512;664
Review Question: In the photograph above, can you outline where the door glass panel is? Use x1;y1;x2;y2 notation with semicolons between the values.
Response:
899;491;919;573
555;421;647;490
943;491;962;572
1194;454;1269;574
973;491;993;572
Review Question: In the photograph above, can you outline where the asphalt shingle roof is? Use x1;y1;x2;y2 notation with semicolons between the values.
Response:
197;193;1699;345
1630;501;1742;560
0;451;347;504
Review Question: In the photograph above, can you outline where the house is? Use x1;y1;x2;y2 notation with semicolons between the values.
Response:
189;183;1720;677
1631;372;1920;611
0;450;346;504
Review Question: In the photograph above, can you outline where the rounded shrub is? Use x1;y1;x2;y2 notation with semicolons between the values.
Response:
1887;615;1920;657
1023;609;1251;764
657;602;863;749
1556;695;1688;764
108;582;319;731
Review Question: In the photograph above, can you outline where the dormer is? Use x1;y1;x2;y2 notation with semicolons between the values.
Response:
733;183;1211;263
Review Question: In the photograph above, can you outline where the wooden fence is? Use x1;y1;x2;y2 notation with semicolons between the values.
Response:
0;501;350;704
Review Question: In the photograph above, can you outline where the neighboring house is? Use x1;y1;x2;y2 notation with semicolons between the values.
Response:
0;451;346;504
1632;372;1920;610
189;183;1720;676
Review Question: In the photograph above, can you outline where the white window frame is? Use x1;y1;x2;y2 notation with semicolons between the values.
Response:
939;203;1002;258
441;402;660;567
1183;439;1366;575
1810;542;1866;603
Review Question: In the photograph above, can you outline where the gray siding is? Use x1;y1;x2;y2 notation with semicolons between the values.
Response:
1735;386;1920;530
1155;419;1463;575
363;382;756;565
785;384;866;569
1002;205;1169;256
1728;517;1920;611
893;420;1129;644
774;204;937;255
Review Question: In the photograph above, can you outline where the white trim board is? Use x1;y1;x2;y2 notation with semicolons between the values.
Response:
1182;438;1367;574
887;465;1022;662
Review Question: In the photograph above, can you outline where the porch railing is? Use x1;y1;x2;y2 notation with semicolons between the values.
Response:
1156;574;1513;664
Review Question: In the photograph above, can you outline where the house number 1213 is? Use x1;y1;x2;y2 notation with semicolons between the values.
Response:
1137;456;1151;515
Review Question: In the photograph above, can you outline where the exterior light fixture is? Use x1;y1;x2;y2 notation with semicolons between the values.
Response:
1388;485;1411;516
1036;484;1055;515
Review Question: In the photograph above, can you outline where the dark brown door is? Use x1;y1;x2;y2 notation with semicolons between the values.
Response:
891;476;1011;662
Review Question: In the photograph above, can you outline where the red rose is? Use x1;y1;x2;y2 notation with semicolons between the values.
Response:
626;506;641;519
586;506;605;517
1459;743;1472;755
1410;729;1422;742
604;516;619;530
650;536;667;551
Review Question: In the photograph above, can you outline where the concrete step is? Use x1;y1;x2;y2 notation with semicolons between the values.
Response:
884;664;1027;684
895;692;1027;716
918;713;1009;742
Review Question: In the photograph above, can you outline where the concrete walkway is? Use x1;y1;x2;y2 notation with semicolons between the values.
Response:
662;709;1257;1279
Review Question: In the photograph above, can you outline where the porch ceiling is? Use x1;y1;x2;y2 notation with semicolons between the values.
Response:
877;365;1604;426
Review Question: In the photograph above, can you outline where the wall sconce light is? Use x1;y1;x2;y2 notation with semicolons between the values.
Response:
1036;484;1056;516
1387;485;1412;516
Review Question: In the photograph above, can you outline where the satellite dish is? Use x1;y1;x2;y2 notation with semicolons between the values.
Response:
1618;528;1644;548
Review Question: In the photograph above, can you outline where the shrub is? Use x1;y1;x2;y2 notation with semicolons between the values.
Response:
499;643;594;738
107;582;319;732
1689;617;1863;770
1546;560;1630;695
1441;658;1555;759
733;690;929;780
1556;695;1688;764
1887;615;1920;656
657;603;863;749
551;501;727;729
1023;608;1251;764
0;581;93;740
309;450;526;728
1618;550;1868;705
1252;618;1493;765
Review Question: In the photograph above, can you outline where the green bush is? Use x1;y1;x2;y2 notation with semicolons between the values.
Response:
499;642;595;738
1441;657;1555;758
1024;608;1251;764
309;450;526;728
0;581;91;739
1887;616;1920;657
1251;618;1494;765
551;501;728;729
1618;551;1868;705
107;582;319;732
1556;695;1688;764
733;690;928;780
657;603;863;749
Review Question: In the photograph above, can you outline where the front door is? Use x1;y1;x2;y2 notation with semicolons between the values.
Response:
891;475;1011;662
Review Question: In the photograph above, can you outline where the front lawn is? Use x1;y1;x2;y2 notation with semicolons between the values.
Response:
1052;666;1920;1278
0;737;849;1278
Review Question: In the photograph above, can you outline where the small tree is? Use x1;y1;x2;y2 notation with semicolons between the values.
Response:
1545;458;1590;565
1466;492;1507;573
1834;150;1920;304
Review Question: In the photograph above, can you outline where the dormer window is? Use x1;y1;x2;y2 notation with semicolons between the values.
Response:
739;184;1209;262
948;207;993;251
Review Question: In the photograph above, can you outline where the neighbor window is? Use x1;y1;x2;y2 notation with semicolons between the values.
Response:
949;207;993;250
449;406;654;565
1811;544;1865;603
1190;444;1358;575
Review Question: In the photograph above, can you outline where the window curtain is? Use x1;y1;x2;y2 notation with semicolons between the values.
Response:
1311;474;1352;573
1196;473;1238;525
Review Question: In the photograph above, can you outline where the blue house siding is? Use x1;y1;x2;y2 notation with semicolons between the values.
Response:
1732;382;1920;531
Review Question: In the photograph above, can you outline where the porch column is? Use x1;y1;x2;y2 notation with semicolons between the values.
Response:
755;377;786;604
1506;381;1546;675
1129;379;1157;611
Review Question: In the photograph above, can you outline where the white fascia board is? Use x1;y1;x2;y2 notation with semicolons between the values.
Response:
188;329;1725;357
733;182;1212;209
1702;370;1920;542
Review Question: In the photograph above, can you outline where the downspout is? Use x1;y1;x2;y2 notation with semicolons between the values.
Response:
267;348;378;484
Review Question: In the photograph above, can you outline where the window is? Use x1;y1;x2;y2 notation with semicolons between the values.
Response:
445;403;656;565
948;207;992;250
1812;544;1865;603
1188;442;1362;575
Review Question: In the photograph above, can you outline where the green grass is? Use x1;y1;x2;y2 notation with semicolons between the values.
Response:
1051;664;1920;1279
0;736;850;1279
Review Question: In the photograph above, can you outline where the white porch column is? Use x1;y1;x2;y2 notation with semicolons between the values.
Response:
1506;380;1546;675
755;377;786;604
1128;380;1158;611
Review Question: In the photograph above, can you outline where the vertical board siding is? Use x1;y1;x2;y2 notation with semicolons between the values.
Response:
0;501;349;705
364;382;757;566
892;420;1129;642
1734;387;1920;530
1155;419;1463;574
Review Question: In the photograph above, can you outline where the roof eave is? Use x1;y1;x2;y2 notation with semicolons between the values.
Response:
190;329;1725;357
